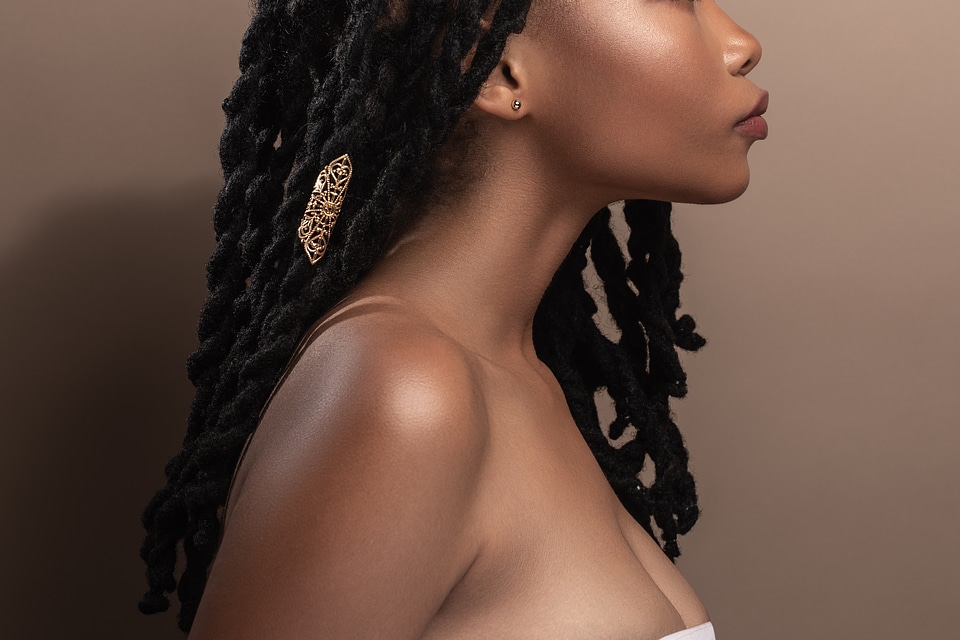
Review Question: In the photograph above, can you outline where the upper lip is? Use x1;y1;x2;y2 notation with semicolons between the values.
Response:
737;91;769;124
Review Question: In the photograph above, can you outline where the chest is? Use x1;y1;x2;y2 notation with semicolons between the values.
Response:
422;379;698;640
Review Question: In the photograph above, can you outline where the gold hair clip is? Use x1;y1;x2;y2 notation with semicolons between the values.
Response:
298;153;353;264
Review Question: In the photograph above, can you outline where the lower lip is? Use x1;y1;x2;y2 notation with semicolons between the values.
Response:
735;115;768;140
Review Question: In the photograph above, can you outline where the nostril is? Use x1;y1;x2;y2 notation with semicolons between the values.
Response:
740;39;762;76
725;34;761;77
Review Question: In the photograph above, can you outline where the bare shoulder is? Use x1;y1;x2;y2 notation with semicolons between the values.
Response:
274;295;489;452
191;297;489;639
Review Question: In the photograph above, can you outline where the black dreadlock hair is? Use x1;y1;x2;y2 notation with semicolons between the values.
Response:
139;0;706;632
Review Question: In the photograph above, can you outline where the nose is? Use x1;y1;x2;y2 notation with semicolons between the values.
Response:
720;9;762;76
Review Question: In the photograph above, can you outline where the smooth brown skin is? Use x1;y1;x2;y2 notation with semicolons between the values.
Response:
189;1;764;638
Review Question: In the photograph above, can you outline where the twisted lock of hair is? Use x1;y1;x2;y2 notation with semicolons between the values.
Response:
139;0;704;631
533;202;704;559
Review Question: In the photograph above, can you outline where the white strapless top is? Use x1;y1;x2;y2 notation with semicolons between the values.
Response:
658;622;715;640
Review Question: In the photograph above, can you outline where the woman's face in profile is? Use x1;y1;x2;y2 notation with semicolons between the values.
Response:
519;0;766;204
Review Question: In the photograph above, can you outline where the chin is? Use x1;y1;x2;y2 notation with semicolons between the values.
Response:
675;170;751;205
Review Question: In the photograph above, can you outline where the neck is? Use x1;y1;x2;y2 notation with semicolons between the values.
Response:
357;140;611;363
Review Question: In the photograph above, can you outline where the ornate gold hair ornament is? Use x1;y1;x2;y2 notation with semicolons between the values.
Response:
298;153;353;264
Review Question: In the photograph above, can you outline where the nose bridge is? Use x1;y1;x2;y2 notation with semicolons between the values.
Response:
715;3;762;75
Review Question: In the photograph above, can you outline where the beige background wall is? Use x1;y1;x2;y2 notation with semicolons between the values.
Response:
1;1;956;638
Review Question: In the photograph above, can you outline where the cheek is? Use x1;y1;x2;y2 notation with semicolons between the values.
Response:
530;13;748;203
546;19;710;143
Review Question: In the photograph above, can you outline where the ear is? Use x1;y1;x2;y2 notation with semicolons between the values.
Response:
474;56;528;121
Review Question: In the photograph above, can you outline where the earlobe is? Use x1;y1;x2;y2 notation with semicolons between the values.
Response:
473;61;526;121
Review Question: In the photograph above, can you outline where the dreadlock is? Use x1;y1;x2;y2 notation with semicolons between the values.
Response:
140;0;706;631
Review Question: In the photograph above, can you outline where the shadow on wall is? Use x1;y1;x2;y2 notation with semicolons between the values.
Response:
0;182;220;638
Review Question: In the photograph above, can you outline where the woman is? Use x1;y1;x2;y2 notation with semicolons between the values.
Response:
140;0;765;637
